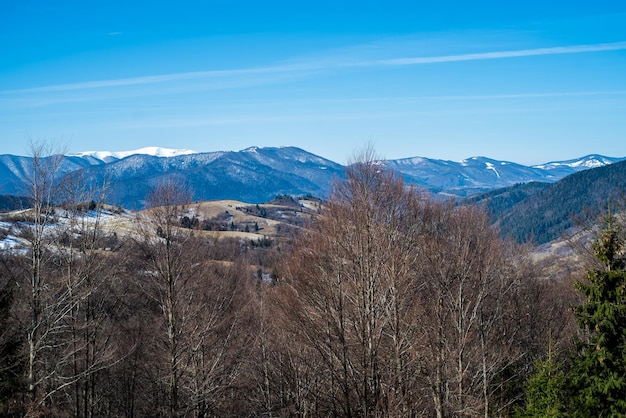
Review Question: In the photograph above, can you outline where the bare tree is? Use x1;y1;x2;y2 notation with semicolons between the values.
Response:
276;148;536;417
132;178;251;417
277;149;431;416
51;170;119;417
414;203;529;417
13;141;70;415
4;141;121;416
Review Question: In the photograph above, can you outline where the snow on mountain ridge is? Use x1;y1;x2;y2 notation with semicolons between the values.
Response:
70;147;197;161
484;162;501;178
532;154;618;170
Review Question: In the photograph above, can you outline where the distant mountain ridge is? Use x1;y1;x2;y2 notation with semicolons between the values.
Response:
384;154;625;196
468;158;626;244
68;146;198;163
0;146;623;208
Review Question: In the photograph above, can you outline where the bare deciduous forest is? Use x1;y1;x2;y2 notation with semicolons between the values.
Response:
1;146;624;417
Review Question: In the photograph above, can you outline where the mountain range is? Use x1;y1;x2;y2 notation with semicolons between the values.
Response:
385;154;623;196
469;158;626;244
0;146;624;210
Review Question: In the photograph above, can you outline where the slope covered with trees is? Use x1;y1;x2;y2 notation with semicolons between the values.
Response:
470;159;626;244
3;144;623;417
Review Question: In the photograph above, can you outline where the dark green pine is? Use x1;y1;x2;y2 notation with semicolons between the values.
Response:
569;213;626;417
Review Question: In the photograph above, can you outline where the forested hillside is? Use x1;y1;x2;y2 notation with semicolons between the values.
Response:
466;181;551;219
469;159;626;244
1;148;625;416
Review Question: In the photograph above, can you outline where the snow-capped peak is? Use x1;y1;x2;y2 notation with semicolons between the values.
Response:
532;154;617;170
70;147;197;162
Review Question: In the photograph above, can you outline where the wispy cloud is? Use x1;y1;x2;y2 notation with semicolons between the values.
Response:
367;41;626;66
0;64;316;95
2;41;625;96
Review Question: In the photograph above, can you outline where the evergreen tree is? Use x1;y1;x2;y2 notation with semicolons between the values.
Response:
568;211;626;416
516;342;567;418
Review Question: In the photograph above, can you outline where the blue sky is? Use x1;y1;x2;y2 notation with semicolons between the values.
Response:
1;1;625;165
